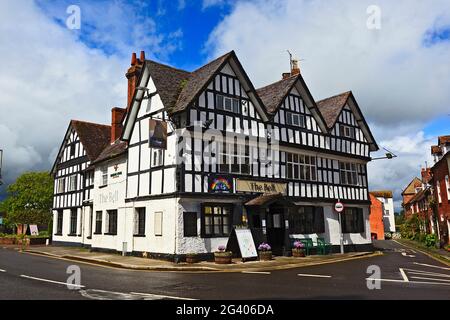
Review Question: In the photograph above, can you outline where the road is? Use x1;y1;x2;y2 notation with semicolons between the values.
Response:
0;240;449;300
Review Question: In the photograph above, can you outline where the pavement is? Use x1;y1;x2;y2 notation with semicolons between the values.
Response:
17;244;380;272
1;240;449;300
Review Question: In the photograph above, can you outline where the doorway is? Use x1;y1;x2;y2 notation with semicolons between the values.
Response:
266;205;285;255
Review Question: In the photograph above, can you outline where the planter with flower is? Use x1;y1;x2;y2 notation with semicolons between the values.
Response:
185;253;199;264
292;241;305;257
214;245;232;264
258;243;272;261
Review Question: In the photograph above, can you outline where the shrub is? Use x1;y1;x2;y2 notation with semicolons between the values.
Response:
424;234;438;247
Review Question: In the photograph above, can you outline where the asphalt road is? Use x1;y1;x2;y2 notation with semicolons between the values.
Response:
0;240;449;300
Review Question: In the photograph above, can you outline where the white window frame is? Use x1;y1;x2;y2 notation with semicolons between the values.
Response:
340;124;356;139
437;180;442;203
152;149;164;167
339;162;360;186
286;153;317;181
286;111;305;128
101;167;108;187
154;211;163;236
445;175;450;199
68;175;77;191
57;178;65;194
216;94;240;113
218;139;250;175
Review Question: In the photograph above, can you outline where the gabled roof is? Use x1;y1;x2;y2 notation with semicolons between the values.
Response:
401;177;422;195
317;91;378;151
71;120;111;160
172;51;233;114
91;140;127;165
146;60;190;114
51;120;111;175
257;74;300;114
256;74;328;132
316;91;351;128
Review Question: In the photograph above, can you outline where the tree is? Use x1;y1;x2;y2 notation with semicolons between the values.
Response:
3;171;53;227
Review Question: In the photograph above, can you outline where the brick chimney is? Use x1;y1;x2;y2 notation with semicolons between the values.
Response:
111;107;126;143
421;167;432;184
282;58;301;79
126;51;145;110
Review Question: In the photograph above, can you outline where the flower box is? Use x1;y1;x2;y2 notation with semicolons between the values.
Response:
259;251;272;261
214;251;232;264
292;248;305;257
185;253;199;264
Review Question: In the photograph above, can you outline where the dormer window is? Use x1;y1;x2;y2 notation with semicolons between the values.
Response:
286;112;305;128
216;94;240;113
340;125;355;139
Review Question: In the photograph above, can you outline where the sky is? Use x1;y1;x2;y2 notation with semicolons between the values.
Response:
0;0;449;210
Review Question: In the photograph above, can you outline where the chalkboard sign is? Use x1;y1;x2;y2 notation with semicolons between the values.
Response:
227;228;258;260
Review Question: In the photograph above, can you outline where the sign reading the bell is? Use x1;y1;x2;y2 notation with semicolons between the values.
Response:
208;175;233;193
236;179;286;194
149;119;167;150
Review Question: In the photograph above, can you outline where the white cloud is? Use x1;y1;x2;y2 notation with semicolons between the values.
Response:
205;0;450;209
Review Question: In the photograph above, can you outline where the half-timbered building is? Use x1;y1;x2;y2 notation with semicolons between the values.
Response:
52;50;379;260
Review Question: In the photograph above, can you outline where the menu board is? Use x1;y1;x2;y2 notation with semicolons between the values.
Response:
235;229;257;259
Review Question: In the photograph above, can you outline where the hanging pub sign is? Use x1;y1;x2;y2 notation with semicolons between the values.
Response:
149;119;167;150
208;175;233;193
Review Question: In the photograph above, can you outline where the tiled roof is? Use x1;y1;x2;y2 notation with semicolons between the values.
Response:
146;60;190;114
438;135;450;145
316;91;351;128
431;145;442;154
401;177;422;195
92;140;127;164
370;190;393;198
172;51;234;114
71;120;111;161
256;74;300;114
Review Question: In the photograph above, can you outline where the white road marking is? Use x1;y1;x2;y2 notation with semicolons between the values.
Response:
399;268;409;282
413;262;450;271
130;292;196;300
297;273;332;278
405;270;450;278
20;274;85;288
366;278;450;286
241;271;271;275
401;252;415;258
0;269;6;273
410;276;450;283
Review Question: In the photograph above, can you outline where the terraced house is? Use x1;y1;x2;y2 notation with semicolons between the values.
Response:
51;51;378;260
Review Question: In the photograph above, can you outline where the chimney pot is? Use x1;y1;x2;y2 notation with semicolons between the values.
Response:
140;51;145;62
131;52;137;66
291;58;300;75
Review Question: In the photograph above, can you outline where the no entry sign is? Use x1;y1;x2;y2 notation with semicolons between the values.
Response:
334;201;344;213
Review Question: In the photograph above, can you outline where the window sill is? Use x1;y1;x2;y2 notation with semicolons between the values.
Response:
93;232;102;235
133;234;146;237
67;233;77;237
86;236;92;240
99;185;107;189
104;233;117;236
54;233;62;236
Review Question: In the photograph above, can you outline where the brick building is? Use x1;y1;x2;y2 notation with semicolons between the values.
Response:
369;194;384;240
430;136;450;245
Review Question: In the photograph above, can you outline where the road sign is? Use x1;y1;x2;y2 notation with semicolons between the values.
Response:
334;201;344;213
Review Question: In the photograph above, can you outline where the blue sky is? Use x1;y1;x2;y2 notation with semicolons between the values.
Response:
0;0;450;208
